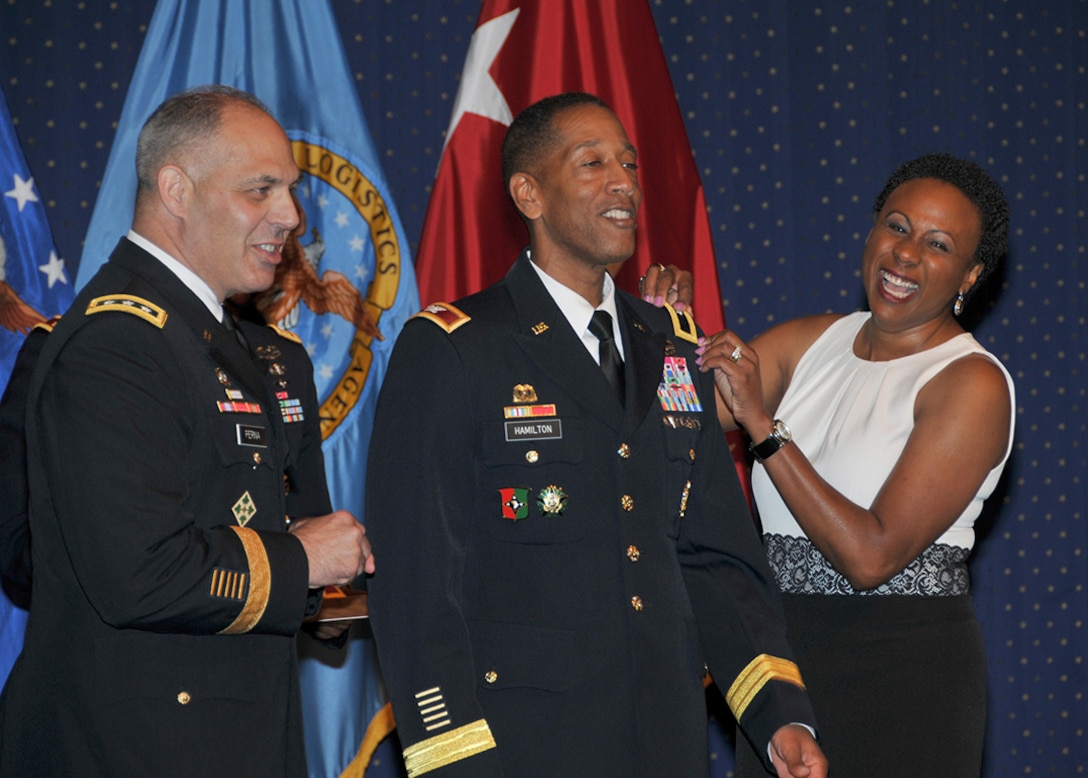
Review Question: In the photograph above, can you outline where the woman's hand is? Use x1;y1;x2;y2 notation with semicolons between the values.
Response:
695;329;773;439
638;263;694;312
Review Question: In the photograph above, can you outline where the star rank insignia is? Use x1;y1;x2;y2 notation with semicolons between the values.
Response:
231;491;257;526
499;487;530;521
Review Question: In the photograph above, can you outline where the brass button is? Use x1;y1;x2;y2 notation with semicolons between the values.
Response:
689;448;696;462
621;495;635;512
484;671;498;684
177;691;191;705
626;545;640;562
617;443;631;459
630;596;644;612
252;452;262;465
525;450;539;464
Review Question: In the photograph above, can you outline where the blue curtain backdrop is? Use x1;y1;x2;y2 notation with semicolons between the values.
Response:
2;2;1084;776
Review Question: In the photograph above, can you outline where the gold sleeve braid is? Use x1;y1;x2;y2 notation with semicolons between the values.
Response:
402;719;497;777
218;526;271;635
725;654;806;721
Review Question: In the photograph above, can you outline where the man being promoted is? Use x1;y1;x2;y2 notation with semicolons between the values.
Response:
366;92;826;778
0;85;372;777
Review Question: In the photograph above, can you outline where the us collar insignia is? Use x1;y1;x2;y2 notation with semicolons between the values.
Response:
231;491;257;526
537;484;568;516
531;321;549;335
513;384;538;403
216;368;231;386
500;487;530;521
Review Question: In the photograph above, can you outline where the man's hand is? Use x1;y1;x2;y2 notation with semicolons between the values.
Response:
769;724;828;778
638;263;695;312
289;510;375;587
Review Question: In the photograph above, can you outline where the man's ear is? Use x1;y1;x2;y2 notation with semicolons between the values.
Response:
509;172;543;221
157;164;191;219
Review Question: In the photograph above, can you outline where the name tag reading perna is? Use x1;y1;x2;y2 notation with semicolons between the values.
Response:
504;419;563;442
236;424;269;448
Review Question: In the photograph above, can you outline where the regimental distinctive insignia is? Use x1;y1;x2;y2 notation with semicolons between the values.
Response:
413;302;471;333
664;339;677;356
85;294;168;328
658;356;704;413
216;368;230;386
499;487;531;521
204;329;213;342
664;302;698;344
277;391;305;423
503;403;556;419
531;321;549;335
537;485;568;516
231;491;257;526
512;384;538;403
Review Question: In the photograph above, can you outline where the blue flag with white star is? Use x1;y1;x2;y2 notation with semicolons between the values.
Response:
0;83;73;691
76;2;418;776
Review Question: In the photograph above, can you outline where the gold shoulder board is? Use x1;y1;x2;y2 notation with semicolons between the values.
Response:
412;302;471;334
268;324;302;345
664;303;698;344
86;294;168;329
31;314;63;333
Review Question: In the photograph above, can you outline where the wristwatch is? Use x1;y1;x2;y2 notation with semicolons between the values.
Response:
750;419;791;461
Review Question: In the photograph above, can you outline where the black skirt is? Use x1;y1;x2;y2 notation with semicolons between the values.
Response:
734;593;986;778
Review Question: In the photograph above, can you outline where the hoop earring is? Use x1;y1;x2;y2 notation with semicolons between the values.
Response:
953;292;965;316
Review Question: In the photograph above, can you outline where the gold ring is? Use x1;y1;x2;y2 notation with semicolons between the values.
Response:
654;263;666;272
730;345;743;363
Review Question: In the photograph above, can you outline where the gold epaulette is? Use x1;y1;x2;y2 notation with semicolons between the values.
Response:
664;303;698;344
85;294;168;329
268;323;302;345
412;302;471;334
725;654;806;721
31;314;63;333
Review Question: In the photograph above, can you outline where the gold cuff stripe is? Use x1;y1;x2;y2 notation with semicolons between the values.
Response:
218;527;271;634
726;654;805;721
412;302;471;333
402;719;497;777
86;294;168;328
664;303;698;344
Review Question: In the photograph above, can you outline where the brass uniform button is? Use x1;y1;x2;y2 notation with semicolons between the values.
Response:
617;443;631;459
630;596;644;612
621;495;635;512
252;452;262;465
177;691;191;705
626;545;640;562
484;671;498;684
525;450;539;464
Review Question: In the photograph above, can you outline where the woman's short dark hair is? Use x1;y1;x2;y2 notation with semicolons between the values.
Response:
872;152;1010;293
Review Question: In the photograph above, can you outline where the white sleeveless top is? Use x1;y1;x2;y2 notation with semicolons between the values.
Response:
751;311;1015;596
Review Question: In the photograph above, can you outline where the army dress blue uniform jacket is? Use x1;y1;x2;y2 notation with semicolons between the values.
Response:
366;252;816;778
0;238;327;778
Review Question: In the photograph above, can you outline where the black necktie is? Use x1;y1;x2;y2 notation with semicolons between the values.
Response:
588;310;625;406
221;308;250;352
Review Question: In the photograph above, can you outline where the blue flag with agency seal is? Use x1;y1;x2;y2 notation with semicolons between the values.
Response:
0;83;73;691
78;3;418;776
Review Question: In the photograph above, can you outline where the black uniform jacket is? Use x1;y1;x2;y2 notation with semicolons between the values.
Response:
0;238;322;778
366;252;816;778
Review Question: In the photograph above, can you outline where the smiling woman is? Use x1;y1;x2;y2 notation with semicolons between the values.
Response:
696;153;1014;778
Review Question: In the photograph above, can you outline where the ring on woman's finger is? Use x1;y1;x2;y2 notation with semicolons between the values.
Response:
654;263;666;272
729;344;743;363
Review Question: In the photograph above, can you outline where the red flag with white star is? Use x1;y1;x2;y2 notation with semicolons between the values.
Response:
415;0;725;333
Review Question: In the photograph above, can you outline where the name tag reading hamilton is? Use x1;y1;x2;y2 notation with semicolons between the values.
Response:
504;419;563;442
236;424;269;448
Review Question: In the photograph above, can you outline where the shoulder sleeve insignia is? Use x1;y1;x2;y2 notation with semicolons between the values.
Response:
31;314;63;333
86;294;168;329
412;302;471;334
664;303;698;344
268;323;302;345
